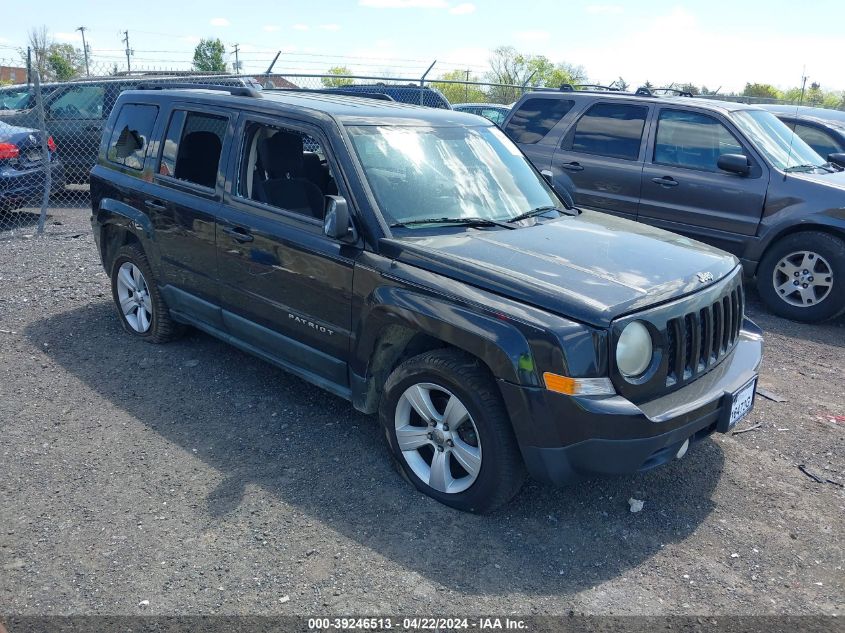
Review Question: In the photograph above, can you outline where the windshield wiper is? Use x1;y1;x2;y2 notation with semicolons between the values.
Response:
507;205;568;224
389;216;515;229
784;163;823;173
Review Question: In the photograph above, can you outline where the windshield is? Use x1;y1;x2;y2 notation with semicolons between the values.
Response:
0;90;31;111
731;109;826;170
345;124;561;226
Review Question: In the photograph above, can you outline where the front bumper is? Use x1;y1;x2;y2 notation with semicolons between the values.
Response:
499;318;763;485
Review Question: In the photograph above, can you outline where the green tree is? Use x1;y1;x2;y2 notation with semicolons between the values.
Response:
192;38;227;72
46;43;84;80
677;82;701;95
485;46;586;103
742;82;782;99
432;69;487;104
321;66;355;87
18;28;85;81
613;77;629;91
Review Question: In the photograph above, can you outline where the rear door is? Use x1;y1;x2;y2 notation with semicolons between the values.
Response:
551;100;650;220
638;107;768;255
215;114;357;393
146;105;234;328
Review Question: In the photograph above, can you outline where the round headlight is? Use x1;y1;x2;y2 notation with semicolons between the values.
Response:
616;321;653;377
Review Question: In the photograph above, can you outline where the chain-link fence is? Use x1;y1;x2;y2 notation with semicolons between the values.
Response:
0;62;277;231
0;63;535;231
2;61;843;232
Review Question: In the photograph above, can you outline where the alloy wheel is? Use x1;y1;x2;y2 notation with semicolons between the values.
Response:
394;382;482;494
772;250;834;308
116;262;153;333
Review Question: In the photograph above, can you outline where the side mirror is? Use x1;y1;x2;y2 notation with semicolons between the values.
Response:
717;153;751;176
324;195;354;241
540;169;554;186
827;153;845;168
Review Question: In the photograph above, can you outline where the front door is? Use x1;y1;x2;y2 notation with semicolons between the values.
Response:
216;115;357;393
638;107;768;256
44;84;107;181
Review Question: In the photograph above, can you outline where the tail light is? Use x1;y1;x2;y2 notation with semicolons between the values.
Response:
0;142;20;160
47;136;57;152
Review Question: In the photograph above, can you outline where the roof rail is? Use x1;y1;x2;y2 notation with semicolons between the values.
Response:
559;83;620;92
135;83;261;98
269;87;396;101
634;86;694;98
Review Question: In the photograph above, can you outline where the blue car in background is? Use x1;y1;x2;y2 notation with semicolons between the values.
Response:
452;103;512;126
0;121;65;211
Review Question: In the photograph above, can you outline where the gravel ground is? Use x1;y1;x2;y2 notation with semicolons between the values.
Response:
0;207;843;617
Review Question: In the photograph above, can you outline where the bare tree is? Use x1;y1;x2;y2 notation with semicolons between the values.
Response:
22;26;52;79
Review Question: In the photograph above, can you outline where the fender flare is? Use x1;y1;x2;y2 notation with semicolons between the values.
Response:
353;285;540;393
94;198;158;272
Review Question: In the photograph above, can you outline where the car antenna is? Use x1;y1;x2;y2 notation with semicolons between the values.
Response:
784;69;808;178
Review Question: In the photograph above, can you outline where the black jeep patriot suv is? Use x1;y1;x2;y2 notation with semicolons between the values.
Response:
90;85;763;512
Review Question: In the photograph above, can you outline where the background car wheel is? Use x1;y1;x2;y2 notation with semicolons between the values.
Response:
379;348;526;513
757;231;845;322
110;244;182;343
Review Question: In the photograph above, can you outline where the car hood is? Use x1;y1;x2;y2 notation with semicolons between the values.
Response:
381;211;739;328
787;168;845;193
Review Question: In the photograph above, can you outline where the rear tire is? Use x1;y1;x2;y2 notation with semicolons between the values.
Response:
379;349;526;513
110;244;182;343
756;231;845;322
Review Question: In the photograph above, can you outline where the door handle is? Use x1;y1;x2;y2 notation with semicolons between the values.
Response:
651;176;679;187
144;199;167;211
222;226;254;243
561;162;584;172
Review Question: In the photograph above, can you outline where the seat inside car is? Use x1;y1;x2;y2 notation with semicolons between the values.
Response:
255;131;324;218
174;131;222;188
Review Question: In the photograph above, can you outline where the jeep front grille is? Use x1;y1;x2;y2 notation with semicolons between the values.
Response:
665;284;744;388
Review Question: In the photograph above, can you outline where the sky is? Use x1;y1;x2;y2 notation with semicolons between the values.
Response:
0;0;842;93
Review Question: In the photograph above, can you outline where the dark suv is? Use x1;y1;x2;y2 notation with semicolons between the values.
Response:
327;83;451;109
504;90;845;322
90;85;762;512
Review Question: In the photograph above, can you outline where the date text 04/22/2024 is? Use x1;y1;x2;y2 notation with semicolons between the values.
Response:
307;617;527;630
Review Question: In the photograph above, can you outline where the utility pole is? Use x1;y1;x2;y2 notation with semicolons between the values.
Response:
122;30;133;73
76;26;90;77
232;43;240;74
26;46;31;87
465;69;469;101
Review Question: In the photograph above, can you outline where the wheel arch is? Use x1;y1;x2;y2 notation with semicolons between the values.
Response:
754;220;845;277
351;287;539;414
95;198;155;273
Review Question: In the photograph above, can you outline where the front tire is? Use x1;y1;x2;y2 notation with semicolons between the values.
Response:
379;349;526;513
110;244;182;343
756;232;845;322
